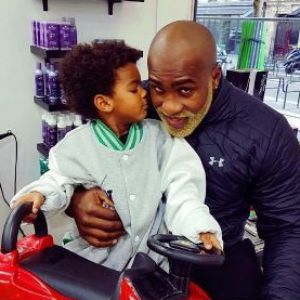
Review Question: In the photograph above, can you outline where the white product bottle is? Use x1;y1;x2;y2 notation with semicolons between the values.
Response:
65;114;73;133
73;114;83;129
41;112;49;145
57;114;67;142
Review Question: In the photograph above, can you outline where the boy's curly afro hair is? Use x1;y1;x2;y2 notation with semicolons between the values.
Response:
59;40;143;119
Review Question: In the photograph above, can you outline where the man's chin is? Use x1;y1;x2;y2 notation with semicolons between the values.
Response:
161;117;198;138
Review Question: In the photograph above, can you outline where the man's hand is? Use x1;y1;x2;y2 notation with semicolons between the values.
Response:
67;187;125;248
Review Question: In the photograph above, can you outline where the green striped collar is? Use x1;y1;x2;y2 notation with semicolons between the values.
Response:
91;119;143;151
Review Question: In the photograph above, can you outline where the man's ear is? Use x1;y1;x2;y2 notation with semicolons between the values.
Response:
211;64;222;90
94;94;114;113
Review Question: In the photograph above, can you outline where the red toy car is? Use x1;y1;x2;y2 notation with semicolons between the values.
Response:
0;203;224;299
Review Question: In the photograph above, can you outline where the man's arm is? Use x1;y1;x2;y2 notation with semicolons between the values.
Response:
67;187;125;247
252;116;300;299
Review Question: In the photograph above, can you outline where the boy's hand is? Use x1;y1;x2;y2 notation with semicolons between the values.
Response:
12;192;45;222
199;232;222;251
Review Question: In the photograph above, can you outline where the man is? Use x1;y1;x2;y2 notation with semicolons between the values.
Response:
68;21;300;299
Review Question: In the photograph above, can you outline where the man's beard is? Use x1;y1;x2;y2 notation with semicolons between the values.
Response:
156;80;213;138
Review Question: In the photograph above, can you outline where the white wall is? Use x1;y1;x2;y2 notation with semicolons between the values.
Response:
0;0;193;239
156;0;195;30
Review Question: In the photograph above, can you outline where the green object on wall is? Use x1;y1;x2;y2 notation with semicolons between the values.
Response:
237;20;266;70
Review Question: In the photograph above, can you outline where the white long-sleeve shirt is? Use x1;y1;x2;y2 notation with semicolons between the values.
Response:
12;119;222;271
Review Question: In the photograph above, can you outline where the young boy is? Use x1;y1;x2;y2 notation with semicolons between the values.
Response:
11;41;222;271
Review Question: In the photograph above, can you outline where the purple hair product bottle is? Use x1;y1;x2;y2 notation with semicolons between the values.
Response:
54;62;61;101
45;22;60;49
47;113;57;148
68;17;77;47
40;21;45;48
43;21;48;49
48;64;59;104
44;63;50;99
35;62;44;98
60;85;67;105
32;21;37;46
36;21;41;47
59;21;72;50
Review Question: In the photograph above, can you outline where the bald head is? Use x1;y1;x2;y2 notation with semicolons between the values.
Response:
148;21;216;70
147;21;222;136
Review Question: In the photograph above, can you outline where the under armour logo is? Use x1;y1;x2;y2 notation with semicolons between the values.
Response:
209;157;224;168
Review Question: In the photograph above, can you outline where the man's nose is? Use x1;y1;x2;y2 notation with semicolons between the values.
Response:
161;97;183;116
140;86;147;99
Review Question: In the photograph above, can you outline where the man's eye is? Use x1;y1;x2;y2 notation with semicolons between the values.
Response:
153;86;163;94
179;88;192;95
130;89;138;93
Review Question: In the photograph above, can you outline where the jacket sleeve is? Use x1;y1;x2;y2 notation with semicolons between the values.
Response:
11;145;93;212
252;116;300;300
159;135;223;247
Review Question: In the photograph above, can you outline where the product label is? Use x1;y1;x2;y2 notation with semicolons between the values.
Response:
32;21;37;45
46;23;60;49
35;75;44;97
45;73;49;96
48;126;57;148
37;21;41;47
70;27;77;47
57;127;67;142
60;87;67;105
48;76;60;104
60;24;72;50
40;22;45;48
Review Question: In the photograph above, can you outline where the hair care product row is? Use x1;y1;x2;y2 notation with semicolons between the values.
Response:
32;18;77;50
35;62;66;105
41;112;85;148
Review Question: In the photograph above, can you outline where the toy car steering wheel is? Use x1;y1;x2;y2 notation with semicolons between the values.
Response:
1;202;47;254
147;234;224;266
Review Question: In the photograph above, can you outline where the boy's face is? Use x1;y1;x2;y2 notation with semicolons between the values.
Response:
111;63;147;124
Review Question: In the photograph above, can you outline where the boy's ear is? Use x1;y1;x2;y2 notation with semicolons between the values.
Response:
94;94;114;113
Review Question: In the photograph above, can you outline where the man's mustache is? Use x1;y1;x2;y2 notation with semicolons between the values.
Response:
156;108;195;118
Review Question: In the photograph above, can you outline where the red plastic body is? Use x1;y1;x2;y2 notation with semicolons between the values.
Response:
0;234;69;300
0;235;211;300
119;277;211;300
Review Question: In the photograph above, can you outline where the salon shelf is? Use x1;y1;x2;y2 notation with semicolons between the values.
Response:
37;143;50;157
34;96;69;112
40;0;144;14
30;45;69;61
41;0;48;11
107;0;144;15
